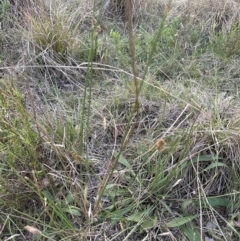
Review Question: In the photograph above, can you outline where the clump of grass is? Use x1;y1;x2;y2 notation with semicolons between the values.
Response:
0;79;46;224
98;77;240;240
211;22;240;58
2;0;240;240
0;79;99;240
22;0;94;65
26;12;75;62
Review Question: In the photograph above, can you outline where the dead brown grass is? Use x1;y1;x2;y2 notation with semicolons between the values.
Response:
168;0;240;33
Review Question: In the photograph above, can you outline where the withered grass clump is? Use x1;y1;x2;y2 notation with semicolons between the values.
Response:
22;1;91;63
168;0;240;32
167;0;240;57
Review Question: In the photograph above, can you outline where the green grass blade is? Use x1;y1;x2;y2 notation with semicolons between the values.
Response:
166;215;198;228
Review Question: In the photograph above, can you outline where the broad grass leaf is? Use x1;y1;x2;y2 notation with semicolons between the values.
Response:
181;225;201;241
191;155;222;162
113;151;132;169
65;194;74;204
204;197;229;207
126;211;145;222
105;206;132;225
63;206;81;216
42;190;55;201
191;196;229;208
141;215;157;231
104;184;129;197
126;206;153;223
202;162;228;172
231;169;239;190
166;215;198;228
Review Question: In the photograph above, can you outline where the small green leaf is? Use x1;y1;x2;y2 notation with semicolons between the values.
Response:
166;215;198;228
141;215;158;231
113;151;132;169
182;200;193;211
63;206;81;216
105;183;115;189
65;194;74;204
42;190;55;201
104;184;128;197
127;207;153;223
137;145;149;162
182;225;201;241
127;212;145;222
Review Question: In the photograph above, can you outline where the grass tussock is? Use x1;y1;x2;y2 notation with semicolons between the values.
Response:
1;0;240;240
